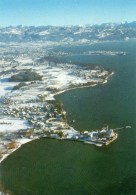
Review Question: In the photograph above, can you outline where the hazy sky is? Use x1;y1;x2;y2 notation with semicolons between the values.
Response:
0;0;135;26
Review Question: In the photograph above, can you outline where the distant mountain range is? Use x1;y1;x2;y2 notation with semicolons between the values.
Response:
0;21;136;43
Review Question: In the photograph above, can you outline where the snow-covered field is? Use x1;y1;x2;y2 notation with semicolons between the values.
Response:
0;118;30;132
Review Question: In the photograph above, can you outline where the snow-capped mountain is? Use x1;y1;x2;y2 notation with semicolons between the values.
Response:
0;22;136;43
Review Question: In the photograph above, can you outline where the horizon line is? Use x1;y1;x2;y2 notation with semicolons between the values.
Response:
0;20;136;28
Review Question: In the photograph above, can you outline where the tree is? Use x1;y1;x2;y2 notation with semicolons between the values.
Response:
57;131;63;138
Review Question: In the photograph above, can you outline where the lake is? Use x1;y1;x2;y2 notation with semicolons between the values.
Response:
0;40;136;195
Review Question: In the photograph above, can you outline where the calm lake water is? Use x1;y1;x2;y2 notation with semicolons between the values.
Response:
0;40;136;195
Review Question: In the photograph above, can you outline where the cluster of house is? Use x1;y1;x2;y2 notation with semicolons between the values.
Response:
30;125;117;147
60;128;117;146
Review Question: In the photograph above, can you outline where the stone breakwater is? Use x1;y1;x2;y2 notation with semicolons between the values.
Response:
0;44;114;163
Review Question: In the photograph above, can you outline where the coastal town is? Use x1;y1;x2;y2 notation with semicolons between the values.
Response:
0;43;118;163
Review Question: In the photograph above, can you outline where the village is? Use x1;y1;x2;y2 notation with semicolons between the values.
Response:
0;87;118;162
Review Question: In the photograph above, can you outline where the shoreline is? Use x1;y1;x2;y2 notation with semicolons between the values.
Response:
0;138;37;163
55;72;114;96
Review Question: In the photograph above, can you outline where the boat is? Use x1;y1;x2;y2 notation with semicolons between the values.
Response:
126;126;131;129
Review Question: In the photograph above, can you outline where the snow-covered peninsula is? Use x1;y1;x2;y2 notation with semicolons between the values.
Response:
0;42;116;163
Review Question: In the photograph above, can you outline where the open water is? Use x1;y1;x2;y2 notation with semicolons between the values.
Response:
0;40;136;195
